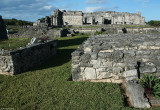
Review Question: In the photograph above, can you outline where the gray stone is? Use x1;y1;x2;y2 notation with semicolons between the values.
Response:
124;50;135;57
102;72;112;78
149;97;160;107
72;68;83;81
140;66;156;73
0;40;57;75
126;80;151;108
91;53;98;60
71;51;83;56
90;59;101;68
123;69;137;78
84;68;96;80
113;67;123;74
81;53;91;62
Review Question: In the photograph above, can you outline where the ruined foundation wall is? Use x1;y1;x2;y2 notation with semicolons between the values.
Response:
72;34;160;81
63;11;83;25
0;40;57;75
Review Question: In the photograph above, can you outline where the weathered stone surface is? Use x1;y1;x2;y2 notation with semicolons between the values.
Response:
149;97;160;107
72;34;160;83
72;68;82;81
36;9;146;26
123;69;137;78
0;16;8;39
140;66;157;73
84;68;96;80
126;80;151;108
0;40;57;75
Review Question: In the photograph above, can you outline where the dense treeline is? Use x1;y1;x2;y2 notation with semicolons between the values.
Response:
4;18;33;26
147;20;160;27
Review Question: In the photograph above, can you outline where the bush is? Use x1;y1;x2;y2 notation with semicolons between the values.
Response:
137;73;160;98
4;18;33;26
147;20;160;27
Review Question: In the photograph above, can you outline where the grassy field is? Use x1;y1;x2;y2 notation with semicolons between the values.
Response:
0;34;160;110
0;38;30;50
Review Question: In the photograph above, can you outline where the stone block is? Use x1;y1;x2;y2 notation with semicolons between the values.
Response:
101;61;113;67
81;53;91;62
140;66;156;73
126;80;151;108
113;63;126;68
72;68;83;81
123;69;137;78
91;53;98;60
84;68;96;80
102;72;112;79
113;67;123;74
90;59;101;68
124;50;135;57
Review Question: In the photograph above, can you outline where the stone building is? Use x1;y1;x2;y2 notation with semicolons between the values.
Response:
34;9;145;26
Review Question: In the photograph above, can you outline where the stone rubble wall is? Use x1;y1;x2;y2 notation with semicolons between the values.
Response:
0;40;57;75
72;34;160;81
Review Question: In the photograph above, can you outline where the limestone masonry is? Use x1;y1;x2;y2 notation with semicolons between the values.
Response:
34;9;145;26
72;34;160;81
0;40;57;75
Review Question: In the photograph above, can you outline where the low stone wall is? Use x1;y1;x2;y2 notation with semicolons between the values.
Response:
72;34;160;81
73;28;102;34
0;40;57;75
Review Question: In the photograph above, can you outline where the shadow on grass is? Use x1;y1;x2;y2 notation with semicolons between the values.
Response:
20;35;88;74
58;36;88;48
31;48;75;71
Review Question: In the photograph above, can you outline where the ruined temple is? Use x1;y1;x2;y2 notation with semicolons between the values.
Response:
34;9;145;26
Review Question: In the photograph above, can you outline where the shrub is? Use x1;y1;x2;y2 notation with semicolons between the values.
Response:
137;73;160;98
147;20;160;27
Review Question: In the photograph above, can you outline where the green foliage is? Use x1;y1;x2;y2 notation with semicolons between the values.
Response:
138;73;160;98
147;20;160;27
4;18;33;26
38;17;45;22
94;31;107;35
0;38;31;50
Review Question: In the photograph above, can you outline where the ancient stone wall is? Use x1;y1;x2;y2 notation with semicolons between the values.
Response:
63;11;83;25
48;10;145;26
0;40;57;75
72;34;160;81
0;16;8;39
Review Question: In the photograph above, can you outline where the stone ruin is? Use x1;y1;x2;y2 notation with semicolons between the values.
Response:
33;9;145;26
0;40;57;75
0;15;8;40
72;34;160;108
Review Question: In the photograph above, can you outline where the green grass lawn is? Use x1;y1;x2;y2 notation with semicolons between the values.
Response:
0;34;160;110
0;38;30;50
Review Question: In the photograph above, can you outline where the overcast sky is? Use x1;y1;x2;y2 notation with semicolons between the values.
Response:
0;0;159;22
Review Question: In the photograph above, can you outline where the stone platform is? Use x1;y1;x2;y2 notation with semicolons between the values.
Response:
72;34;160;81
